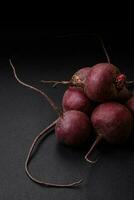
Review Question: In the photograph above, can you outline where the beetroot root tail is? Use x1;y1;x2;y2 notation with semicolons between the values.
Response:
25;119;83;188
9;59;61;116
41;80;70;87
85;135;102;164
126;80;134;87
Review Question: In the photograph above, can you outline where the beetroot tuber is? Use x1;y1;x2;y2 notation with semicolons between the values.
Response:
85;102;133;162
117;86;132;103
91;102;133;143
62;86;93;115
85;63;126;102
71;67;91;87
55;110;92;146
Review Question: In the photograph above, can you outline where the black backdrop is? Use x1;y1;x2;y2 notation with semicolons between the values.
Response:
0;20;134;200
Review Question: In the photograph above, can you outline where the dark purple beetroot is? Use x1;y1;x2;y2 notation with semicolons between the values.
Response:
85;63;126;102
117;86;132;103
126;95;134;116
71;67;91;87
91;102;133;144
62;86;93;115
55;110;91;146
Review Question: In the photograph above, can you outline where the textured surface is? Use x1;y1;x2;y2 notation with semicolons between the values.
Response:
0;21;134;200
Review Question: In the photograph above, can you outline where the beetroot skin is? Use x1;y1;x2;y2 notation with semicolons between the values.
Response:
62;87;93;115
126;95;134;116
91;102;133;144
85;63;125;102
55;110;91;146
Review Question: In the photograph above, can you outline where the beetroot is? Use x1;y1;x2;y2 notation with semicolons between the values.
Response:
55;110;91;146
70;67;91;87
85;63;126;102
62;86;93;115
117;86;132;103
85;102;133;162
126;95;134;116
91;102;133;143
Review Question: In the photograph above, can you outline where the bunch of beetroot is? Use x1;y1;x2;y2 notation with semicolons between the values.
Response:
10;61;134;188
54;63;134;149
